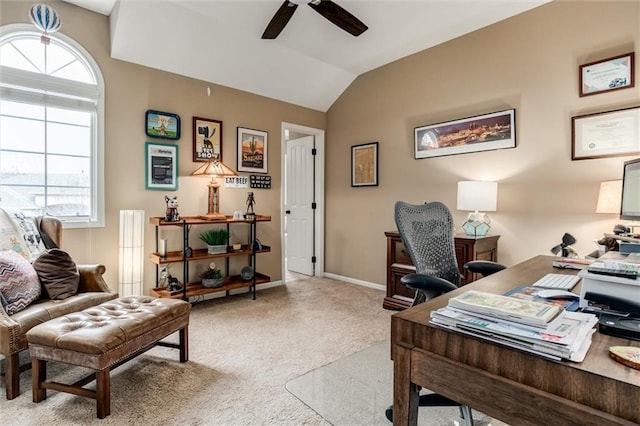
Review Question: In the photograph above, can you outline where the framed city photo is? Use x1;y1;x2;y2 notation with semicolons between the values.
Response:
193;117;222;162
145;110;180;140
414;109;516;159
579;52;635;97
145;142;178;190
351;142;378;187
237;127;268;173
571;106;640;160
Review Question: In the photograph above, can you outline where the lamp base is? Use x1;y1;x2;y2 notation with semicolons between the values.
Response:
200;213;226;220
462;212;491;237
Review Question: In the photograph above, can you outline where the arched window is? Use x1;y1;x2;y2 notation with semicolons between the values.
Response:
0;24;104;228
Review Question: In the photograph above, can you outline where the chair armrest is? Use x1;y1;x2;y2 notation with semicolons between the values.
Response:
400;273;458;294
76;264;116;294
463;260;506;277
0;304;20;356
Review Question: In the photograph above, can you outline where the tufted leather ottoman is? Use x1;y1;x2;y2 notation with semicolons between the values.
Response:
26;296;190;418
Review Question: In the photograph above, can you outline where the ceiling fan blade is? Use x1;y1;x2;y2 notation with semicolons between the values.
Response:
308;0;368;37
262;1;298;39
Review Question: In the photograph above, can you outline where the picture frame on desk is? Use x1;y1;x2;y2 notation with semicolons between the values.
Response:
571;106;640;160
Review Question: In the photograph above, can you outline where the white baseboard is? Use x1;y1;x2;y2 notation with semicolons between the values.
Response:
323;272;385;291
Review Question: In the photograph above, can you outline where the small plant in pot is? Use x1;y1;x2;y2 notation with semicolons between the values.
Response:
199;228;229;254
201;262;224;288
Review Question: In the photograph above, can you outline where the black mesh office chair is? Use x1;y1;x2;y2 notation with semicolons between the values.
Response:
387;201;489;425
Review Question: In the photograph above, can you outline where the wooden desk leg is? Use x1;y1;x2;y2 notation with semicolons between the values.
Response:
32;359;46;402
96;369;110;419
179;325;189;363
393;343;419;426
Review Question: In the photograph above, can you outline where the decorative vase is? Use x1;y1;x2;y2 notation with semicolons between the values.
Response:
202;278;224;288
207;244;227;254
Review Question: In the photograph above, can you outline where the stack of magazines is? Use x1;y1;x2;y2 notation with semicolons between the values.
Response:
430;290;598;362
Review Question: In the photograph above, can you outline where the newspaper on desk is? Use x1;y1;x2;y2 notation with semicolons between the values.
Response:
430;307;597;362
430;290;599;362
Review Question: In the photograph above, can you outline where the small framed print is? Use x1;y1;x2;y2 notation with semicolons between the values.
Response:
145;110;180;140
572;106;640;160
351;142;378;187
145;142;178;190
193;117;222;162
237;127;268;173
579;52;635;97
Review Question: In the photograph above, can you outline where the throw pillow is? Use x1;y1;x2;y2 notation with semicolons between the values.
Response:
0;250;41;315
0;209;47;261
32;249;80;300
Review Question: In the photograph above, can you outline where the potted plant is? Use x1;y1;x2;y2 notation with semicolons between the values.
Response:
200;263;224;288
199;228;229;254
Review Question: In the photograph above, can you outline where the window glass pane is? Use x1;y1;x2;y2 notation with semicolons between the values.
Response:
48;122;90;156
0;117;44;152
10;38;44;73
46;154;90;186
0;43;40;72
47;106;90;126
0;151;45;181
50;59;93;83
46;186;90;217
0;185;45;212
46;43;76;75
0;100;45;120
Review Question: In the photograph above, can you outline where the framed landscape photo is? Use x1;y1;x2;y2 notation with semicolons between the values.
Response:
193;117;222;162
237;127;268;173
145;110;180;140
579;52;635;97
571;106;640;160
145;142;178;190
414;109;516;159
351;142;378;187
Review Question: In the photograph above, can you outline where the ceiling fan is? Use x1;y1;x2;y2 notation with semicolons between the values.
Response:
262;0;368;40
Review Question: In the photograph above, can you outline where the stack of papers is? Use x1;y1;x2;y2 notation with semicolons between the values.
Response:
430;290;598;362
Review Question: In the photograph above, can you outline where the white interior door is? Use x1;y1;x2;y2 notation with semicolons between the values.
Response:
285;135;315;276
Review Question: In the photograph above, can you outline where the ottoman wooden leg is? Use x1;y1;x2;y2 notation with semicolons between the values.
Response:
32;359;47;402
179;326;189;363
5;353;20;400
96;369;111;419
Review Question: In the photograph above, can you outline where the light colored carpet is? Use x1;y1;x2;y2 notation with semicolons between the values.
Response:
286;341;504;426
0;277;505;425
1;277;392;425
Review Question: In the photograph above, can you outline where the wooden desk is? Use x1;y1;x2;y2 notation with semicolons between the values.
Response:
391;255;640;426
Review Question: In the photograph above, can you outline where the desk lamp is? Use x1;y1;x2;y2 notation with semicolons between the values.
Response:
457;181;497;237
191;159;238;220
596;180;622;214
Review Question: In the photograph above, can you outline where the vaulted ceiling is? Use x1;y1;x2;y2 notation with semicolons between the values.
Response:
64;0;549;111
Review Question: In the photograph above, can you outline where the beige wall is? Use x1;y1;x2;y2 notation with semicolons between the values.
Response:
325;1;640;285
1;1;326;293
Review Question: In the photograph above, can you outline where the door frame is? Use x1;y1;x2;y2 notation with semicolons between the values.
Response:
281;122;325;282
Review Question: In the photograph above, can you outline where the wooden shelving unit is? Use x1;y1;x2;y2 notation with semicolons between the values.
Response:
149;215;271;301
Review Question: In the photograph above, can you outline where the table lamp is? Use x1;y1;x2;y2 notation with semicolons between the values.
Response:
595;180;622;214
457;181;497;237
191;159;238;220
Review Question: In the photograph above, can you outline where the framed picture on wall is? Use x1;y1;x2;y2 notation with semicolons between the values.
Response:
193;117;222;162
145;142;178;190
414;109;516;159
579;52;635;97
237;127;268;173
145;110;180;140
351;142;378;187
571;106;640;160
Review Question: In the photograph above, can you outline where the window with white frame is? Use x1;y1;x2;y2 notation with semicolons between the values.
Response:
0;24;104;227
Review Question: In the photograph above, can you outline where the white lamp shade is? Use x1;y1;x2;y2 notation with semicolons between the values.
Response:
595;180;622;214
119;210;144;296
457;181;498;212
